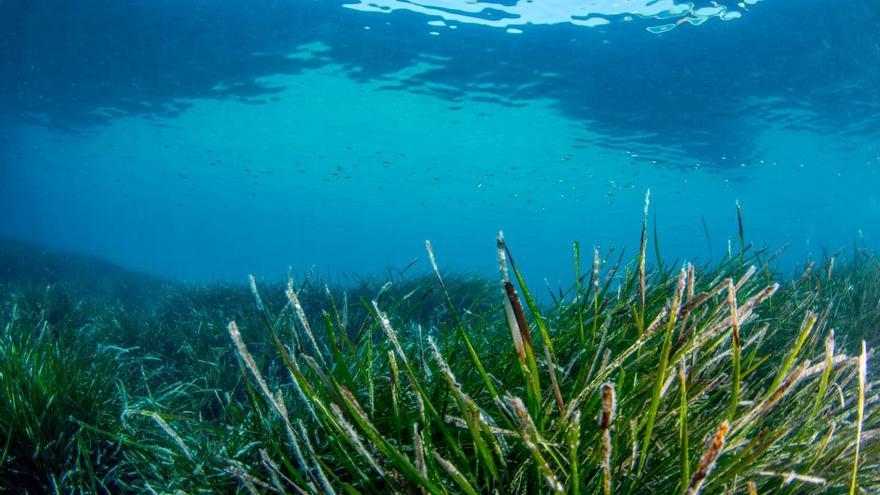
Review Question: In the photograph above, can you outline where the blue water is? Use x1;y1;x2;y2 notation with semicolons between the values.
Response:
2;0;879;285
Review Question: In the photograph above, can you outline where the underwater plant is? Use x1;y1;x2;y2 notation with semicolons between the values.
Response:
0;201;877;494
0;295;125;492
202;201;877;494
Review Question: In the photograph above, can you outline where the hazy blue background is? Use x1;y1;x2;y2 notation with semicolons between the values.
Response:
2;0;878;285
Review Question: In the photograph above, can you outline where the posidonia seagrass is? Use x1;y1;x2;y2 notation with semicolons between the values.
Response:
1;201;877;493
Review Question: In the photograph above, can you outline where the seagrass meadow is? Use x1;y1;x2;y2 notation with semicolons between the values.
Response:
1;206;878;494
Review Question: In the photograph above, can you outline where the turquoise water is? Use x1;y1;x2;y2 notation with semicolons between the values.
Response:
2;0;879;284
